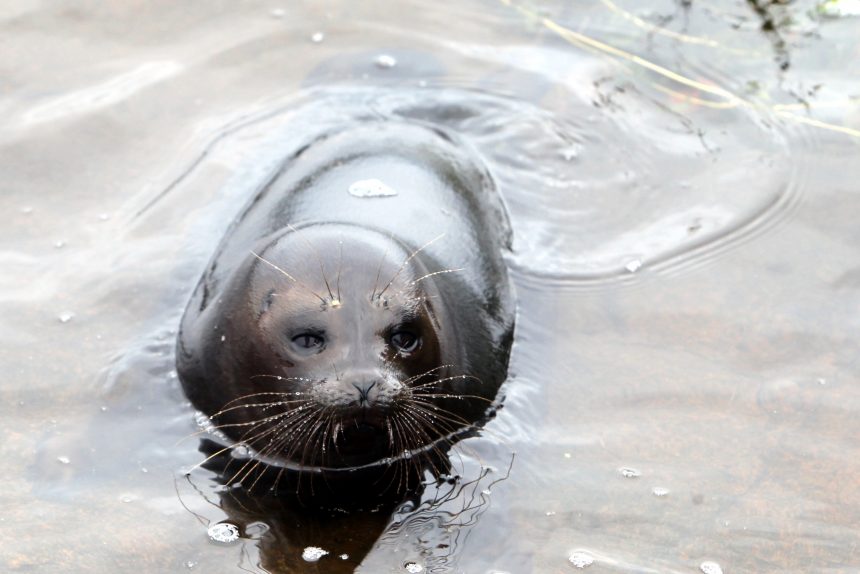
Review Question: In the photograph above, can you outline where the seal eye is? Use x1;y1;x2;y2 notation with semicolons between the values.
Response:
390;330;419;353
291;333;325;352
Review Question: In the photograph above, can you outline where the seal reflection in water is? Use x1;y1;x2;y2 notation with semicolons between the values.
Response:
177;121;514;496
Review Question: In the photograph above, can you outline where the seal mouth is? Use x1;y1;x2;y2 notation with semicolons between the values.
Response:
339;406;387;431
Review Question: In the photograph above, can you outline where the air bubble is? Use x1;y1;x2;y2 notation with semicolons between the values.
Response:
58;312;75;323
700;561;723;574
375;54;397;68
270;8;285;18
57;456;71;465
618;467;641;478
207;523;240;543
302;547;329;562
404;562;423;573
652;486;670;497
624;260;642;273
311;32;325;43
568;551;594;568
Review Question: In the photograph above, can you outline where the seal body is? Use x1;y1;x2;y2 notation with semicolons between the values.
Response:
177;122;514;474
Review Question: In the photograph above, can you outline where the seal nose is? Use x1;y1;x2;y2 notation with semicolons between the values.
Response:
352;381;378;407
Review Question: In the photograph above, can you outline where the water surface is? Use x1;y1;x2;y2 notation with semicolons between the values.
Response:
2;0;859;572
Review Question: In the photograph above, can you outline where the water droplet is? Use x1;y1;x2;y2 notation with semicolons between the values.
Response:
270;8;285;18
20;206;34;214
348;178;398;198
404;562;423;573
302;547;329;562
98;213;110;221
310;31;325;43
57;456;71;465
568;551;594;568
624;260;642;273
559;146;580;161
375;54;397;68
58;312;75;323
120;494;135;503
185;561;198;569
53;240;66;249
207;523;240;543
417;79;428;88
563;452;572;459
482;489;491;495
339;554;349;560
618;467;641;478
652;486;670;497
220;335;226;342
817;377;827;385
545;511;556;516
100;406;108;412
700;561;723;574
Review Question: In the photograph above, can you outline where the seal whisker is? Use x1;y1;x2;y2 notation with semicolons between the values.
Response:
336;238;343;303
400;400;476;429
393;408;451;470
400;364;454;385
409;373;484;391
213;387;306;411
411;391;495;404
286;223;336;302
227;410;314;487
370;230;395;301
386;414;423;493
204;411;294;433
407;268;464;287
376;232;446;300
250;250;328;304
210;399;308;419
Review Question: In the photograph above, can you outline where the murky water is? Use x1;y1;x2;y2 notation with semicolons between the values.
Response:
2;0;859;572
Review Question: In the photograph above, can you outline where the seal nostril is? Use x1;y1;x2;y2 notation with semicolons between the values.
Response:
352;381;377;405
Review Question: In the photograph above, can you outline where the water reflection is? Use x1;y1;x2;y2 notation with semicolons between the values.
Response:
4;0;860;572
174;436;511;573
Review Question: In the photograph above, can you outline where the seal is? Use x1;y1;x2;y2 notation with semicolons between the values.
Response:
176;121;514;481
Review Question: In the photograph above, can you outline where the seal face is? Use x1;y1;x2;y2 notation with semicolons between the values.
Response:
177;122;514;475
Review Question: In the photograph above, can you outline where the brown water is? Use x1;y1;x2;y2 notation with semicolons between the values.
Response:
2;0;860;572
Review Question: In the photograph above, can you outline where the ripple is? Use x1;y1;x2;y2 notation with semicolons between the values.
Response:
132;76;802;290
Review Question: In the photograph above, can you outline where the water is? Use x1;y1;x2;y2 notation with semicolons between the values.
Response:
1;0;859;572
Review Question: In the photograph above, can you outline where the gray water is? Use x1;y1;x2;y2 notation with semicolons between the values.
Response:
2;0;860;572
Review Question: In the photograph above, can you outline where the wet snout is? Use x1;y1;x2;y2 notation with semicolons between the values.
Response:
340;369;386;408
352;379;379;407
